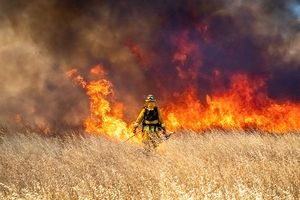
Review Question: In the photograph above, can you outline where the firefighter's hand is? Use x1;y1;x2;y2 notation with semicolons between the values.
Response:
132;126;138;134
132;123;139;134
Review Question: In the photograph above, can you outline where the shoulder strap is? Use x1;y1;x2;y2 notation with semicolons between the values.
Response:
142;106;148;118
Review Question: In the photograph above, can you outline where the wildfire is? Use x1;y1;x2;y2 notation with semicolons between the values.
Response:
65;66;141;142
66;64;300;144
163;74;300;133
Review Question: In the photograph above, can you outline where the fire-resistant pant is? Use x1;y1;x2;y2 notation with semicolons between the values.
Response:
142;125;162;151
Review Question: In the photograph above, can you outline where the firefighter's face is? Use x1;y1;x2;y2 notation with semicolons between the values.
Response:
146;101;156;109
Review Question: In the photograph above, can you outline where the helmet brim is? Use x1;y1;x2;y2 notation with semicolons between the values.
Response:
145;99;156;102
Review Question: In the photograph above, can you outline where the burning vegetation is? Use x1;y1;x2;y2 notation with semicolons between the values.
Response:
66;63;300;143
0;0;300;137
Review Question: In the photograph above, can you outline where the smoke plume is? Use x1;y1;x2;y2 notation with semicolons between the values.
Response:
0;0;299;129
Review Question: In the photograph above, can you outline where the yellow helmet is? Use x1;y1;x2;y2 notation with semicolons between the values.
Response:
145;94;156;102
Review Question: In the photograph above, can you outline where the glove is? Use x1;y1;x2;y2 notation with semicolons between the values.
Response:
133;127;137;134
132;123;139;134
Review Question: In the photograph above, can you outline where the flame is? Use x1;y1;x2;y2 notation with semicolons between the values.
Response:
163;74;300;133
66;64;300;143
65;67;142;143
90;64;107;77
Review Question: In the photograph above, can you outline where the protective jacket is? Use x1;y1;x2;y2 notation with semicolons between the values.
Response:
134;106;165;131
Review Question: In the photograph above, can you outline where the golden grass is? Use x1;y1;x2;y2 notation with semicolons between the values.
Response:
0;128;299;199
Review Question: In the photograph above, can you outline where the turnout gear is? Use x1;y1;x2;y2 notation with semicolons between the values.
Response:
133;95;166;152
134;106;165;131
143;106;159;123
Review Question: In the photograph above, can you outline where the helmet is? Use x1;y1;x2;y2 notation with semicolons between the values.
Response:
145;94;156;102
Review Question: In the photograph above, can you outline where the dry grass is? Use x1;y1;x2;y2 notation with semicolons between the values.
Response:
0;128;299;200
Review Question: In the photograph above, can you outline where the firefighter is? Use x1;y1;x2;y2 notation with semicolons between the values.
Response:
133;94;166;152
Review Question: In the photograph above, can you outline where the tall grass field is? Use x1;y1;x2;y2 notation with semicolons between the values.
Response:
0;127;299;199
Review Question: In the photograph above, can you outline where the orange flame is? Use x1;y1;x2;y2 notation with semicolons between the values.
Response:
163;74;300;133
65;67;141;142
90;64;106;77
66;66;300;143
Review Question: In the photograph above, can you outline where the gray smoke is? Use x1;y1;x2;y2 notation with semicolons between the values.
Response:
0;0;299;129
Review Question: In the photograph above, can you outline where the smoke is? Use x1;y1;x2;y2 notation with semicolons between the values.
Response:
0;0;299;128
